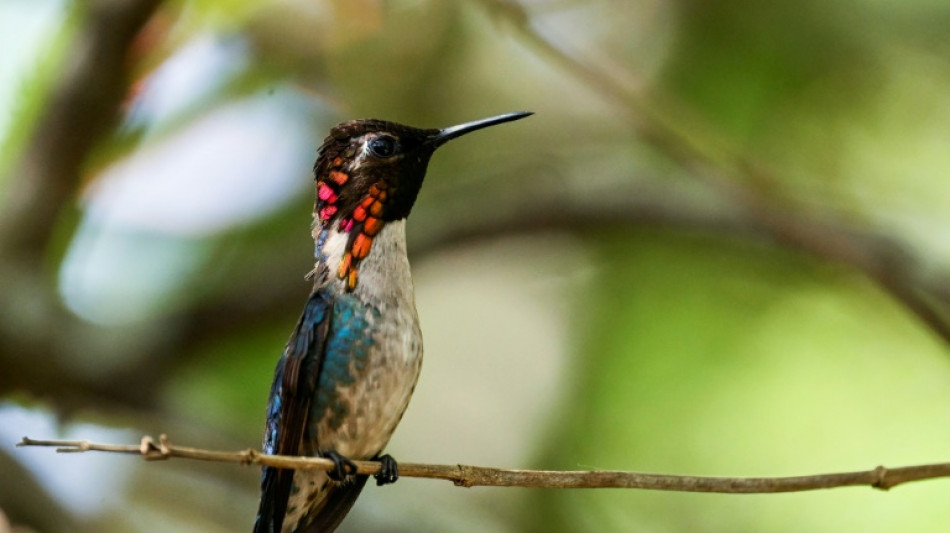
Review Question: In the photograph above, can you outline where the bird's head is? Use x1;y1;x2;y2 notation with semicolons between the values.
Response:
312;112;532;290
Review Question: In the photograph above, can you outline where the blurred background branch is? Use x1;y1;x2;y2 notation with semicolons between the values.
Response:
481;0;950;344
0;0;165;409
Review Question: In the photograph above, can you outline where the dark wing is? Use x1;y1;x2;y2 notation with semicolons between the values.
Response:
254;291;332;533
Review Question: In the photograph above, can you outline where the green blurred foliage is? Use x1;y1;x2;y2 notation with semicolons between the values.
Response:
536;230;950;531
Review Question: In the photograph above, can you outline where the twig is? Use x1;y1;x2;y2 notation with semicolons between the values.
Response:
17;435;950;492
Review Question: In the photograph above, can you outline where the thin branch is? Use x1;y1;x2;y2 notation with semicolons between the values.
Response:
17;435;950;493
1;189;942;412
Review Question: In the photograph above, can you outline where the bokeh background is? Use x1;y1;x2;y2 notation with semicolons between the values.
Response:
4;0;950;531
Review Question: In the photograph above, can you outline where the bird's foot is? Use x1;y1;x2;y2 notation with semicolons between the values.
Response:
321;450;357;482
374;454;398;486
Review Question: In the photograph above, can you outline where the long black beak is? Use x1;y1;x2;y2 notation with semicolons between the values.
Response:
427;111;533;147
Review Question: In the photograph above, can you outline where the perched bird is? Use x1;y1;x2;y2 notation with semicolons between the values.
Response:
254;112;533;532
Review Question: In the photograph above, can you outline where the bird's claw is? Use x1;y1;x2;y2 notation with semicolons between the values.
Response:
374;454;398;486
322;450;357;482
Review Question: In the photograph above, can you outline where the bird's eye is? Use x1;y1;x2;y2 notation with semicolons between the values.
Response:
368;137;397;158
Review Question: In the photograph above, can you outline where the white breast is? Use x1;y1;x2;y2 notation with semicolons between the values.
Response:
316;219;422;362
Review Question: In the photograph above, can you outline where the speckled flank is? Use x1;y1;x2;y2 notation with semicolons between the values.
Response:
310;297;379;432
283;470;330;532
309;222;423;458
283;222;423;531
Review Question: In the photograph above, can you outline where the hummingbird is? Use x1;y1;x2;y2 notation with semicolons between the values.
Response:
253;111;533;532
